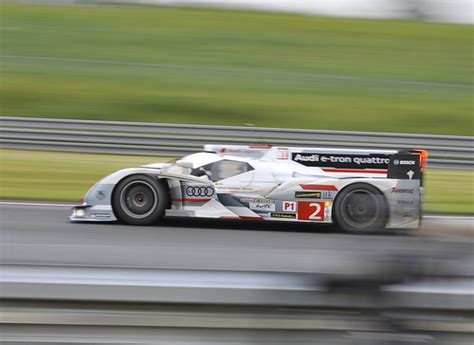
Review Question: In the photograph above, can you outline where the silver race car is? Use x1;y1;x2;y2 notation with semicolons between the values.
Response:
71;145;428;232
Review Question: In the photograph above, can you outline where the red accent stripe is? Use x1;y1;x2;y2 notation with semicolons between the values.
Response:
220;216;264;220
322;168;387;174
240;216;264;221
300;184;338;191
173;198;212;203
249;145;271;149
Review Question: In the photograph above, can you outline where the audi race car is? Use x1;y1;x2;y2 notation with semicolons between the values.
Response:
71;145;428;232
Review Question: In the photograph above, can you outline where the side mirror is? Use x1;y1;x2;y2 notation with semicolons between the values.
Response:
176;159;194;169
198;175;211;181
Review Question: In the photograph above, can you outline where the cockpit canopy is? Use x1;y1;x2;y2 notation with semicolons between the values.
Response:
175;152;254;182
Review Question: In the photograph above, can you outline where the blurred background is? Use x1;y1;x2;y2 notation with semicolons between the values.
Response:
1;0;472;211
1;0;473;133
0;1;473;344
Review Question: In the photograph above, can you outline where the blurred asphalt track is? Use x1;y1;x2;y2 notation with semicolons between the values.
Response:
1;201;473;271
1;201;473;344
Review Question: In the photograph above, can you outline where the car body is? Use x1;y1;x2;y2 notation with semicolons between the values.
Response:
70;145;428;232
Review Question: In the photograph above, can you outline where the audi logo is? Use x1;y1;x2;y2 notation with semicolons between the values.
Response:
185;186;214;197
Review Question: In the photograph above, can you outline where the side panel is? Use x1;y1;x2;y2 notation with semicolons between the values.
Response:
71;167;421;229
71;168;217;222
384;180;421;229
70;182;117;222
267;178;421;228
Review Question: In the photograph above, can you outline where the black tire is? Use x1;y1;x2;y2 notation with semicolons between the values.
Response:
333;183;388;233
112;175;169;225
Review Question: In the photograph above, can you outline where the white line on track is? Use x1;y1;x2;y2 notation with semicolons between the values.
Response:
1;201;473;220
0;201;74;208
424;215;474;220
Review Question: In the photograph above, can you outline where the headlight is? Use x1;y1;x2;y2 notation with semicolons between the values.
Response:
73;208;86;217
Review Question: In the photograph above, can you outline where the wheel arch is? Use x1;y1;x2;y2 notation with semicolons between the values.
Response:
332;181;389;231
111;173;172;208
111;173;172;225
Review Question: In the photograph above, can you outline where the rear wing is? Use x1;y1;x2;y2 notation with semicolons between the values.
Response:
387;150;428;185
204;144;428;183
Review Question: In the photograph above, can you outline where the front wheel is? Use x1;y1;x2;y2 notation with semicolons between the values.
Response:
112;175;169;225
333;183;388;233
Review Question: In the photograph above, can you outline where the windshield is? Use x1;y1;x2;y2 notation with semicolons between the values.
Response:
190;160;254;182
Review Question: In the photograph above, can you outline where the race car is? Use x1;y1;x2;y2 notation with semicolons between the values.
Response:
70;145;428;232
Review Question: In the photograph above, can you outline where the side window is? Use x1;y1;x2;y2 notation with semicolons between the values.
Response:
192;160;254;182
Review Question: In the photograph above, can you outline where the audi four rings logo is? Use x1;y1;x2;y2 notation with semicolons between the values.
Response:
185;186;214;197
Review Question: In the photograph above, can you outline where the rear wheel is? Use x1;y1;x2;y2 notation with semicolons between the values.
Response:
112;175;169;225
333;183;388;233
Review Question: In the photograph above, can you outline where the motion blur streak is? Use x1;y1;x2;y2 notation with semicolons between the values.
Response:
2;55;471;89
1;203;473;344
1;201;473;234
1;1;473;344
8;0;474;24
2;3;472;134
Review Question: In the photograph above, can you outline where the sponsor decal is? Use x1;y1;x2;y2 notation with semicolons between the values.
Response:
240;197;272;204
396;209;415;218
271;213;296;219
394;159;416;166
250;202;275;212
298;201;325;221
185;185;215;197
391;187;414;194
96;190;106;200
282;201;296;212
397;200;415;206
292;153;390;169
254;198;273;204
218;147;266;154
322;191;335;200
388;154;420;180
295;191;322;199
91;212;111;218
277;148;289;160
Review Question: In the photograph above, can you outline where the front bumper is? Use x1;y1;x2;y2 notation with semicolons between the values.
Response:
69;204;117;222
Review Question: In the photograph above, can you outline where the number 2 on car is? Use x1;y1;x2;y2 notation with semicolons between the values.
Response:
298;202;325;221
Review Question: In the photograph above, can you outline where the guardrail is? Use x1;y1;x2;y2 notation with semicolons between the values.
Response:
2;263;473;308
2;262;473;344
1;116;472;169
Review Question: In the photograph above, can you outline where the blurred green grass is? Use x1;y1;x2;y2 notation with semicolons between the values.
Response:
1;3;473;135
0;149;168;201
0;149;472;214
424;169;474;214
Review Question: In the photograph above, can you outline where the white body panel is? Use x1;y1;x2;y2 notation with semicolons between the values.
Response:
71;145;423;229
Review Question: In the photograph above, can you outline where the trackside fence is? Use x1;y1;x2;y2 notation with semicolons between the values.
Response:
1;116;472;169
